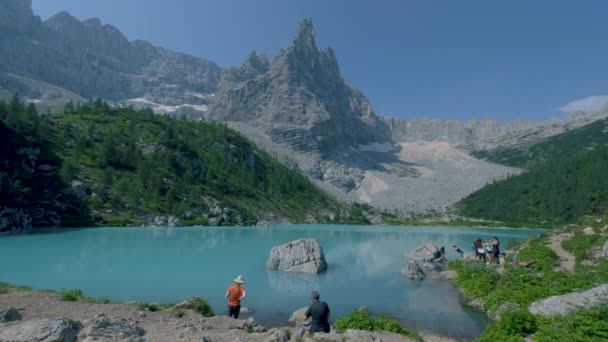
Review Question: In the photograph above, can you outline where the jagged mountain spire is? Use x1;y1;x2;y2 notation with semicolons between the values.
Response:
293;18;317;52
210;18;390;158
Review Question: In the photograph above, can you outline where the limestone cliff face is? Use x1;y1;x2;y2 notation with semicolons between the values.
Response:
381;110;608;151
0;0;221;114
209;19;391;156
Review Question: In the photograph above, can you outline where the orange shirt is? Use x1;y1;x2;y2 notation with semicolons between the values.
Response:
227;285;245;306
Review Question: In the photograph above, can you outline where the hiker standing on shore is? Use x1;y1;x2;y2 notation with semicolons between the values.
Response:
475;238;486;263
225;275;246;319
492;236;500;264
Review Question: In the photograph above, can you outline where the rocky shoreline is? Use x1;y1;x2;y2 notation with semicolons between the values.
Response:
0;289;460;342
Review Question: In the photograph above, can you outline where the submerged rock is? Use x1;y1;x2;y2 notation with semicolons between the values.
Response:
401;259;425;281
0;318;82;342
529;284;608;316
266;239;328;273
0;307;22;323
603;240;608;259
80;313;145;341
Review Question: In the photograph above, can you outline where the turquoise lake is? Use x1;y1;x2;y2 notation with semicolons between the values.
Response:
0;225;541;339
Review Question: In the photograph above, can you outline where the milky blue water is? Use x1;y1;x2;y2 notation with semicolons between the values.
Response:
0;225;541;339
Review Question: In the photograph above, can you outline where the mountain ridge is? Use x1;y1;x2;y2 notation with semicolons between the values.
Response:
0;0;221;117
2;1;606;214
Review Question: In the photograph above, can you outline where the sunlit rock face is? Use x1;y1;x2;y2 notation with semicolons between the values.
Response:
0;0;221;117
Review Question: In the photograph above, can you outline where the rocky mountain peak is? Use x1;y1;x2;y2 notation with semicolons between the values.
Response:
209;19;391;191
293;18;317;52
0;0;39;35
240;51;269;77
83;18;102;27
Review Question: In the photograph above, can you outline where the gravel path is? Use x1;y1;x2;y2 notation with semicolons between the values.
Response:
548;233;575;272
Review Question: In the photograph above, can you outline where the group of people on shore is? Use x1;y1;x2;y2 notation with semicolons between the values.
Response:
472;237;500;263
451;236;500;264
225;275;331;334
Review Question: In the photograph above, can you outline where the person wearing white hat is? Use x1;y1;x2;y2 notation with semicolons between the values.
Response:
225;275;247;318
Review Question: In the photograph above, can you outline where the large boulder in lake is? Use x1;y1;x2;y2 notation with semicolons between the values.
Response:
0;318;82;342
401;259;425;280
266;239;328;273
408;243;443;262
402;243;447;281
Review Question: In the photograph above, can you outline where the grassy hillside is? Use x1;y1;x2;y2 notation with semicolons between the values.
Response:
1;97;365;229
458;144;608;225
472;117;608;168
449;218;608;341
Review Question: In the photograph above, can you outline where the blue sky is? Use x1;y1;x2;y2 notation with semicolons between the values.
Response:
32;0;608;121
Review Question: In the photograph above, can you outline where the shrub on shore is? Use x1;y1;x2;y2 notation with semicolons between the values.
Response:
61;289;82;301
333;310;422;341
193;298;215;317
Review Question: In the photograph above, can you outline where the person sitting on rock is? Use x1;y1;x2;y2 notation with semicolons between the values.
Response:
225;275;246;319
453;245;464;258
303;291;331;334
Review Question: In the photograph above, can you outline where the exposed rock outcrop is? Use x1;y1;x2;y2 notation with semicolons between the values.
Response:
402;243;447;281
288;307;309;325
0;307;21;323
0;317;82;342
206;317;266;333
304;329;418;342
582;227;596;235
139;215;181;227
174;296;199;310
79;314;145;342
266;239;328;273
529;284;608;316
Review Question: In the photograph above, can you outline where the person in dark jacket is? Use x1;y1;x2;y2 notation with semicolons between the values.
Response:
303;291;331;333
492;236;500;264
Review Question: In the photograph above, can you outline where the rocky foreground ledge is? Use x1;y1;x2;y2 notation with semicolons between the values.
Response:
0;290;457;342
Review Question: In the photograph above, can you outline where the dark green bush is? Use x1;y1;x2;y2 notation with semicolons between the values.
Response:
476;309;537;342
534;304;608;341
448;260;500;300
138;302;166;312
194;298;215;317
61;289;82;301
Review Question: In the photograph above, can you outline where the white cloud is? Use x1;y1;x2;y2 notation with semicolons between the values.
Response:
560;95;608;113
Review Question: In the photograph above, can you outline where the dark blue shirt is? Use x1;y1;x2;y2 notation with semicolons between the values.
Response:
305;301;331;333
